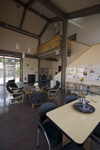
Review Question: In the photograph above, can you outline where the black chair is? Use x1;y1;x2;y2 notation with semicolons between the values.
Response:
65;94;78;104
37;102;63;150
39;80;47;89
48;81;60;98
6;80;24;104
90;123;100;145
67;89;72;95
59;142;85;150
7;79;24;91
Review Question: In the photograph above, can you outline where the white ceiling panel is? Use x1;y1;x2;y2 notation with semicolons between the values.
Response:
0;0;24;27
50;0;100;13
32;2;56;18
22;11;47;35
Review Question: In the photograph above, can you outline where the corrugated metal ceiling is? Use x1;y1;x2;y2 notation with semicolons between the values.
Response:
51;0;100;13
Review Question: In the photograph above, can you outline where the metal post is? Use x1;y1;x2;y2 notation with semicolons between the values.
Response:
61;19;68;90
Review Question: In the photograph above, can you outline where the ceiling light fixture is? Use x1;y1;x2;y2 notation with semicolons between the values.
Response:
15;42;20;50
28;46;31;53
22;52;25;59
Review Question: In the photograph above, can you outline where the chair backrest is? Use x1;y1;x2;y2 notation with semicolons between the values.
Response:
39;80;47;89
6;82;14;94
65;94;78;104
53;81;60;90
38;102;57;123
8;79;18;89
93;122;100;138
67;89;72;95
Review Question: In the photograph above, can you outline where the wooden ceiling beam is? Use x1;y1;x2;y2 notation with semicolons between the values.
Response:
49;17;62;23
67;4;100;19
0;49;38;59
39;21;50;38
19;0;38;29
12;0;48;21
38;0;65;20
0;21;39;39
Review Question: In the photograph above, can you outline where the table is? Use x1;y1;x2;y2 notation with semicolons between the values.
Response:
47;95;100;144
24;86;43;94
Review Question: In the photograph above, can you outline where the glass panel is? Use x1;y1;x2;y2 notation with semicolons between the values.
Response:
5;57;15;83
0;56;4;85
15;59;20;82
0;56;21;84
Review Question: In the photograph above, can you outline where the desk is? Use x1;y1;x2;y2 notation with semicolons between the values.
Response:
47;95;100;144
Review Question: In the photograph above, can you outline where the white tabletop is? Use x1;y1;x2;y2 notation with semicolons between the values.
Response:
47;95;100;144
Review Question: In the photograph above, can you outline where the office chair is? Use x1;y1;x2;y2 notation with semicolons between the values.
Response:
59;142;85;150
90;123;100;146
6;81;24;104
37;102;63;150
48;81;60;99
65;94;78;104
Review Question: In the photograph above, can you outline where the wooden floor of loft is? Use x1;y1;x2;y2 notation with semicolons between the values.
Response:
0;85;99;150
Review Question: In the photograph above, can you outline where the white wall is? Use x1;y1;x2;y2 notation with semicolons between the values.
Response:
52;41;89;78
66;44;100;86
40;60;52;68
53;44;100;86
0;27;38;55
67;41;89;65
52;58;61;78
23;58;38;82
77;14;100;45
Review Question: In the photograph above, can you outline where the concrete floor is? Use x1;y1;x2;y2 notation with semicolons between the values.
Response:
0;85;99;150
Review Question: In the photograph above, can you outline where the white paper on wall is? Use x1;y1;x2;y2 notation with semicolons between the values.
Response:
68;67;76;79
89;64;100;81
77;66;88;79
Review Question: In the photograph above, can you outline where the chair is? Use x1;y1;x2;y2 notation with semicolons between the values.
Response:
37;102;63;150
6;80;24;104
29;91;46;107
90;123;100;146
67;89;72;95
48;81;60;99
59;142;85;150
65;94;78;104
7;79;24;91
39;80;47;89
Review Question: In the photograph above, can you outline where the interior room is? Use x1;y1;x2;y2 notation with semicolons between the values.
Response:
0;0;100;150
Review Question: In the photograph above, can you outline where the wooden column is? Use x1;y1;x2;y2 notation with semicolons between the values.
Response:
61;19;68;90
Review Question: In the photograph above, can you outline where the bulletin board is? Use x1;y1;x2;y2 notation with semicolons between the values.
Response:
67;64;100;85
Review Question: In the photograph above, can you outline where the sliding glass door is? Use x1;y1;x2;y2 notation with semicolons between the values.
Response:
0;56;21;85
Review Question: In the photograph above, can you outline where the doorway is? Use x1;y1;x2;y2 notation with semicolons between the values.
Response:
0;56;21;85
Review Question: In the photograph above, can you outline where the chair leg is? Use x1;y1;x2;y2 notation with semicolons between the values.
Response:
44;132;51;150
37;128;40;149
